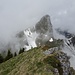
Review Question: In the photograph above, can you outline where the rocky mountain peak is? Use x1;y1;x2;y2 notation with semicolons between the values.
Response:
35;15;53;34
35;15;53;46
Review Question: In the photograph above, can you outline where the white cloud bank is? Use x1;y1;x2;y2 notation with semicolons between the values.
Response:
0;0;75;42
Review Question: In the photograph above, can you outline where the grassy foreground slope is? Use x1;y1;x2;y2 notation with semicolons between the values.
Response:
0;47;55;75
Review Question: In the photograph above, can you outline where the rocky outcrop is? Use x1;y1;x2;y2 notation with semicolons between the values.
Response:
57;51;70;75
35;15;53;46
35;15;53;35
43;47;74;75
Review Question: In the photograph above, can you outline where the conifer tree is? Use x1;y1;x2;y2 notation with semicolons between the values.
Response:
19;48;24;54
0;53;4;63
14;52;17;57
5;49;13;61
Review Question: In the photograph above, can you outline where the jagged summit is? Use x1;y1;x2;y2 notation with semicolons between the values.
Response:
35;15;53;46
15;15;53;50
40;15;51;21
35;15;53;34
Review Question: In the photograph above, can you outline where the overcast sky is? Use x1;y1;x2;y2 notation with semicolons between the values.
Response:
0;0;75;42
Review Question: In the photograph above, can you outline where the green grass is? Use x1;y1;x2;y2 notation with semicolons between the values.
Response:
0;47;54;75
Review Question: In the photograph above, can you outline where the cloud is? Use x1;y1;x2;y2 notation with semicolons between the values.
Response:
0;0;75;42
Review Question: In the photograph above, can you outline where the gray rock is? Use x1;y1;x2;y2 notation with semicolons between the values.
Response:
43;48;74;75
35;15;53;34
35;15;53;46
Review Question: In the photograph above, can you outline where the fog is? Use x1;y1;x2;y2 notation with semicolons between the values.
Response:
0;0;75;42
0;0;75;70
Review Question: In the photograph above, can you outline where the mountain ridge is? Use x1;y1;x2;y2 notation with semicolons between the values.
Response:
0;46;75;75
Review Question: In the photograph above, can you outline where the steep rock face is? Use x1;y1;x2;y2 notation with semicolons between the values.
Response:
35;15;53;34
35;15;53;46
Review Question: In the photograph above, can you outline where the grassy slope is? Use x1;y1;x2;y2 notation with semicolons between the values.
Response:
0;47;54;75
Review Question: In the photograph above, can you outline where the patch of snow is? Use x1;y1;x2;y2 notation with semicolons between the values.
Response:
62;39;75;70
24;28;38;50
45;35;47;37
24;45;31;51
49;38;53;42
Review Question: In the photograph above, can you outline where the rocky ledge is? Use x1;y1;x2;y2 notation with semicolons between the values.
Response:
43;45;75;75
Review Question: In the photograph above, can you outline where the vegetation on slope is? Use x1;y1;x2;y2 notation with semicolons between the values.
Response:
0;47;55;75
